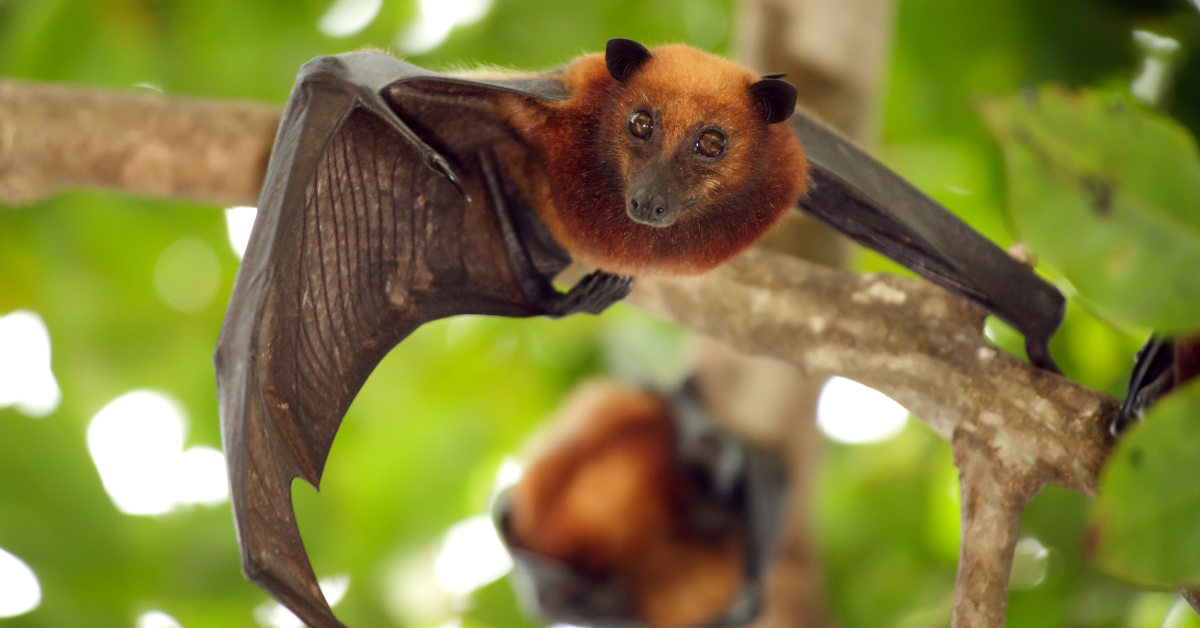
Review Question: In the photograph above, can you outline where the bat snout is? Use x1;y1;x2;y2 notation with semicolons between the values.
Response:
627;188;675;227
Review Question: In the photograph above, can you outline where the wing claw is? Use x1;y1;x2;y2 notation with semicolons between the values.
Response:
426;152;471;201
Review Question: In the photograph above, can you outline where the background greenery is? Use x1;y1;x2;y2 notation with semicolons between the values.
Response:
2;0;1200;627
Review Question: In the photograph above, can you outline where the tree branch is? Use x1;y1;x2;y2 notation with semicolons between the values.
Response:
0;79;276;207
627;250;1116;494
0;78;1122;628
628;250;1118;627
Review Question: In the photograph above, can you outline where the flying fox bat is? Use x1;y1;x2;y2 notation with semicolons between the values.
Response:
214;38;1066;628
496;379;787;628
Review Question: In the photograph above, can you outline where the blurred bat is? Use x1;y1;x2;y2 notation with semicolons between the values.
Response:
497;379;787;628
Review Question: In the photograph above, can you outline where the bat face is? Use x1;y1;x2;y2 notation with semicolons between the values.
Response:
605;48;761;229
605;45;798;232
517;40;807;276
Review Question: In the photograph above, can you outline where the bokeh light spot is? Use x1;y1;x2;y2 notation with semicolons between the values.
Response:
1009;537;1049;590
87;390;228;516
383;549;456;626
434;515;512;596
154;238;221;313
176;447;232;506
318;0;382;37
136;610;183;628
254;575;349;628
1163;597;1200;628
395;0;493;55
0;547;41;618
224;206;258;260
0;310;61;417
1131;30;1181;107
816;376;909;444
491;458;523;499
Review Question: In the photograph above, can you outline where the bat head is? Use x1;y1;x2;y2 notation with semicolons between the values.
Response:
536;41;808;275
602;39;799;230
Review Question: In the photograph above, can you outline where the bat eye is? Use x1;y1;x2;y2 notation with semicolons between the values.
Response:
695;129;726;157
628;111;653;140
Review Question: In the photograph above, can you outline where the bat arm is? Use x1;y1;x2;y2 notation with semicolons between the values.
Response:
478;150;634;317
299;54;469;198
790;111;1065;373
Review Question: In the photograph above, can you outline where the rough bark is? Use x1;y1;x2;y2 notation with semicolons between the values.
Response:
625;250;1116;491
0;79;277;207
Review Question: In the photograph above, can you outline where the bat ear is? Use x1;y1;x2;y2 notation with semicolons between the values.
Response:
750;79;798;124
606;38;653;82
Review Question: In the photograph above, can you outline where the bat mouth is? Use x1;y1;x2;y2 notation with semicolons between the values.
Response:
627;210;678;228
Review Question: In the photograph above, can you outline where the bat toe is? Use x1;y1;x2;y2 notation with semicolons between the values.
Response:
550;272;633;317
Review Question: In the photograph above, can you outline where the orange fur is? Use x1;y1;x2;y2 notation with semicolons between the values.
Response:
509;381;744;626
495;45;807;276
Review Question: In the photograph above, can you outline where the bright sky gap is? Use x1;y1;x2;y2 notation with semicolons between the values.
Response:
225;206;258;260
318;0;383;38
87;390;228;516
816;376;909;444
136;610;184;628
255;575;350;628
434;515;513;596
395;0;493;55
0;310;61;418
0;547;41;618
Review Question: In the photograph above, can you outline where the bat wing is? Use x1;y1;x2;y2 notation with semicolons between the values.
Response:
214;52;578;628
791;113;1066;372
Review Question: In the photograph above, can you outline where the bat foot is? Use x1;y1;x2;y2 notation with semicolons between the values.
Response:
547;272;634;318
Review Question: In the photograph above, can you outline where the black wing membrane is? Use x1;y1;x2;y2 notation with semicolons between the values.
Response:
214;52;573;628
791;113;1066;372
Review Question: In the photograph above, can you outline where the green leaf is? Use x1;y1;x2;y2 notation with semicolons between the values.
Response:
981;87;1200;334
1093;378;1200;585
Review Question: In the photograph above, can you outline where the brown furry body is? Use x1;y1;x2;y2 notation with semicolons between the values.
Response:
509;381;745;627
494;45;807;276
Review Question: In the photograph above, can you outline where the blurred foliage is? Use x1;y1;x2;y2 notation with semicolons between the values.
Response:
1;1;1200;628
982;87;1200;334
1095;378;1200;588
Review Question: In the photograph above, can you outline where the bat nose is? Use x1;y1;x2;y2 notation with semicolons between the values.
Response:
627;189;671;226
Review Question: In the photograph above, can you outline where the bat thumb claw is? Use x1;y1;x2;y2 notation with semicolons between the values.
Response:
425;153;472;201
